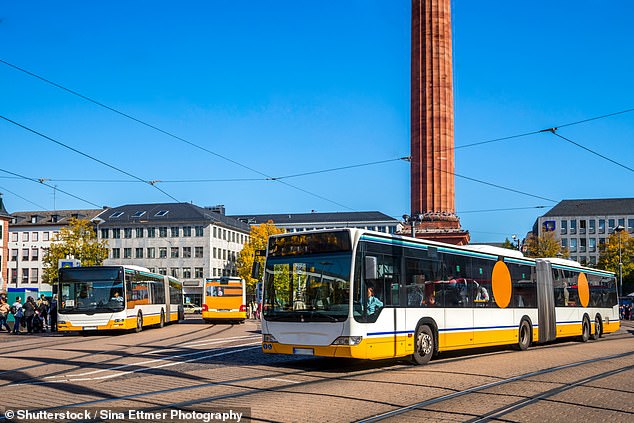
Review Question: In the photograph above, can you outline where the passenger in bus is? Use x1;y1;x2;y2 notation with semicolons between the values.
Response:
563;282;570;306
422;282;436;306
367;287;383;315
407;285;424;307
111;291;124;303
475;284;489;302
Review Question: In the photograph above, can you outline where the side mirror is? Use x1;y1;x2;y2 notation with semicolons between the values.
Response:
365;256;378;280
251;261;261;279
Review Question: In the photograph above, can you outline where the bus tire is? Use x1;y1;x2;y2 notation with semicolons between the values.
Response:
579;316;590;342
135;312;143;333
412;324;434;365
591;314;602;340
159;309;165;328
516;319;532;351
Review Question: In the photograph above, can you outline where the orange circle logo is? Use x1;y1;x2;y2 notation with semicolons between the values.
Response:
578;273;589;307
492;261;512;308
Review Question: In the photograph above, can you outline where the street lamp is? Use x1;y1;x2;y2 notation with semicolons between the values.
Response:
615;225;625;298
403;214;424;238
511;234;521;251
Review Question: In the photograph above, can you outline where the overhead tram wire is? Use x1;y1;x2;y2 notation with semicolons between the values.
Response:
451;107;634;152
541;128;634;173
0;184;48;210
0;59;355;211
0;167;101;208
457;205;548;214
0;115;181;203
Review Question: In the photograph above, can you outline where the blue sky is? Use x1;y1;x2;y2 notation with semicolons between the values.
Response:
1;1;633;242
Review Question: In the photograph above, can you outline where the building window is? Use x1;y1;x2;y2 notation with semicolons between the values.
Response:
599;219;605;234
22;269;29;284
171;227;179;237
569;220;577;235
148;227;156;238
561;238;567;248
112;228;121;239
195;267;203;278
599;238;605;246
569;239;577;253
222;249;227;260
159;227;168;237
159;268;167;276
183;226;192;237
135;248;144;259
147;247;156;259
22;249;29;261
124;248;132;259
31;268;39;283
195;226;204;237
11;269;17;284
171;247;179;258
182;268;192;279
195;247;204;258
579;238;586;253
11;249;18;261
110;211;124;218
579;220;586;234
629;219;634;233
43;232;50;241
112;248;121;259
22;232;29;242
31;248;38;261
608;219;615;232
124;228;133;238
589;219;596;234
618;218;625;228
589;238;596;253
32;232;39;241
589;256;597;266
155;210;169;217
136;228;144;238
183;247;191;258
223;229;227;240
132;211;146;218
11;232;18;242
212;268;216;277
213;227;217;238
213;247;216;259
171;268;179;278
101;228;109;239
159;247;167;258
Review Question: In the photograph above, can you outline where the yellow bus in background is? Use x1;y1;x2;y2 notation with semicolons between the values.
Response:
202;277;247;323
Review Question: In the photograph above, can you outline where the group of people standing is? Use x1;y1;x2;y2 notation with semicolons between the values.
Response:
620;303;633;320
0;293;58;334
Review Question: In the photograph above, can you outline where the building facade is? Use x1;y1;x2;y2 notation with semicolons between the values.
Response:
97;203;250;306
536;198;634;266
0;195;11;292
231;211;402;233
6;209;102;297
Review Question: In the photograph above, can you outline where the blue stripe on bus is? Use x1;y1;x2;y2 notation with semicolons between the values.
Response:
367;330;415;336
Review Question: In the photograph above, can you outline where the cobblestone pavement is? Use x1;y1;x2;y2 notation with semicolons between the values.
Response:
0;318;632;422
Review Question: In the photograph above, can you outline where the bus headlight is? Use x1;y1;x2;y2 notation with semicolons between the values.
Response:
332;336;362;346
262;334;278;343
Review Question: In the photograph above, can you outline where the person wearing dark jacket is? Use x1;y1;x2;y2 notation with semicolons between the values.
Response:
49;295;58;332
23;296;36;333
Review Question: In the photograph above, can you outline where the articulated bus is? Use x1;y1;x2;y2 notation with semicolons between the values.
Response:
260;229;619;364
58;265;184;332
202;277;247;323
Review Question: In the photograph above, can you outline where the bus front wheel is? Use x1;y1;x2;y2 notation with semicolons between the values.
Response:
135;312;143;333
412;325;434;365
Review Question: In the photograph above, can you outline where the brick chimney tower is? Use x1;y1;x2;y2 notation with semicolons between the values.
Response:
408;0;469;245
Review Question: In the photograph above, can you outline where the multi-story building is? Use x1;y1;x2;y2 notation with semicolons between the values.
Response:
231;211;402;234
536;198;634;266
96;203;250;306
6;209;102;298
0;195;11;292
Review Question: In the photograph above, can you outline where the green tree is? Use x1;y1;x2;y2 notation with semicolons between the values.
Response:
524;231;569;258
237;221;285;294
501;238;516;251
597;230;634;295
42;218;109;284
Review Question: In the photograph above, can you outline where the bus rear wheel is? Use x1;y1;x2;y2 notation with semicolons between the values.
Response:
516;319;531;351
135;312;143;333
591;314;602;340
412;325;434;365
579;316;590;342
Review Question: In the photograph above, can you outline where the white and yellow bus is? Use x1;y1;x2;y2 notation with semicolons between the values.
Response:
57;265;183;332
202;277;247;323
260;229;619;364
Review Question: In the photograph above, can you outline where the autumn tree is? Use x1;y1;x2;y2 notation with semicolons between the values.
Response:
524;231;569;258
501;238;517;251
597;230;634;294
237;221;285;294
42;218;109;284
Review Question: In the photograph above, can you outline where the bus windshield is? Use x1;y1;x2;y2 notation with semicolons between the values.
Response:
59;268;125;314
263;252;352;322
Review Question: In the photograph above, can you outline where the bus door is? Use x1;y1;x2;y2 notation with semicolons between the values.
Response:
164;276;171;323
535;260;556;343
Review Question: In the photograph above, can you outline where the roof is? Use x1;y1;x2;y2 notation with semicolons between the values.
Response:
542;198;634;217
10;209;102;227
230;211;399;226
0;194;10;219
95;202;250;232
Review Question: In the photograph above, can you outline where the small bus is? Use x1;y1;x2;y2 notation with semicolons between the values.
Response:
57;265;183;332
202;277;247;323
260;229;619;364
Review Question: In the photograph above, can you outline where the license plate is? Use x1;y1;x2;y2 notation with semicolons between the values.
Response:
83;326;98;330
293;348;314;356
218;309;231;312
